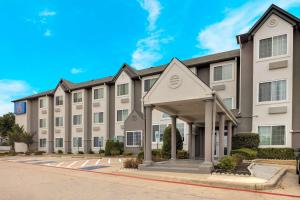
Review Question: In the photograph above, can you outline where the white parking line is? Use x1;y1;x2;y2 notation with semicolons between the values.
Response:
95;159;101;165
67;161;78;168
80;160;89;168
56;162;64;167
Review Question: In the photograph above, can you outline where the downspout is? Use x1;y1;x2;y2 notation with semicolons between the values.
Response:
211;92;216;163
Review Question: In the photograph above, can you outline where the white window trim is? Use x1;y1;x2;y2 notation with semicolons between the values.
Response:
73;91;83;104
211;61;235;84
39;98;47;109
256;33;289;62
223;97;234;109
39;138;47;148
93;112;104;125
72;137;83;148
93;87;105;101
55;95;64;106
257;124;287;147
116;83;129;97
55;138;64;148
152;123;160;143
93;136;104;148
55;117;64;127
125;130;143;147
116;109;129;122
143;78;158;93
256;79;288;105
39;118;47;129
72;115;82;126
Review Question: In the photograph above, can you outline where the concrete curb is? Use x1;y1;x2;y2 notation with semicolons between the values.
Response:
118;167;287;190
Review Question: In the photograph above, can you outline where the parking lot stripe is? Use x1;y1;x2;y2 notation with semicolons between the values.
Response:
81;160;89;168
67;161;78;168
96;159;101;165
56;162;64;167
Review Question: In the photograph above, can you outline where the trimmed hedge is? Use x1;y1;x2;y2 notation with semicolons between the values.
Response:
217;156;237;170
162;125;183;159
232;133;259;149
105;140;124;156
257;148;295;160
231;148;257;160
176;150;189;159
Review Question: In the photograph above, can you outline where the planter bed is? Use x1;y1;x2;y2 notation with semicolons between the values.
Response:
213;163;251;175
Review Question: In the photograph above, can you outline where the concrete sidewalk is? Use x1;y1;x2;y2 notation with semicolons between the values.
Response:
117;164;286;190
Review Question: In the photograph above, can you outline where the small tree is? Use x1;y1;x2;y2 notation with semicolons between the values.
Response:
162;125;183;158
8;124;24;151
0;113;15;138
21;132;34;152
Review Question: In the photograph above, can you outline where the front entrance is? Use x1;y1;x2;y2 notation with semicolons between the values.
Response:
195;126;205;160
214;130;228;158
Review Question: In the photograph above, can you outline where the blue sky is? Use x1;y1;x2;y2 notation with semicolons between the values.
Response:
1;0;300;115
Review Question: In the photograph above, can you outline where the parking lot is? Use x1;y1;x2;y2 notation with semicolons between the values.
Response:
0;155;299;200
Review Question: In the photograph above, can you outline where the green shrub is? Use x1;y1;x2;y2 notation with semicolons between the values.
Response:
8;150;17;156
57;150;63;154
257;148;295;160
88;150;94;154
123;158;142;169
176;150;189;159
78;151;84;154
123;150;133;156
231;148;257;160
232;133;259;149
34;151;45;155
67;152;73;154
105;140;124;156
110;149;120;156
99;149;105;154
162;125;183;159
137;151;144;161
136;150;165;162
217;156;237;170
232;154;244;166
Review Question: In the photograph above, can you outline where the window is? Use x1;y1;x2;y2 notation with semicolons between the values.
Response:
159;124;167;142
93;137;103;148
152;125;160;142
55;117;63;127
39;138;46;147
116;136;124;142
258;80;286;102
40;99;46;108
177;123;185;141
55;138;63;148
39;119;47;128
126;131;142;147
117;109;128;122
258;125;285;145
144;78;158;92
94;88;104;100
162;113;170;119
223;98;233;109
213;64;233;81
56;96;63;106
117;83;129;96
94;112;104;124
73;115;82;125
73;92;82;103
73;137;82;147
259;34;287;59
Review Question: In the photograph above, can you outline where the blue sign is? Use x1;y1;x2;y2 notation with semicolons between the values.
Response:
14;102;26;115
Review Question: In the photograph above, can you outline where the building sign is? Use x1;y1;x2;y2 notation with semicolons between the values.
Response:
14;102;26;115
168;74;182;89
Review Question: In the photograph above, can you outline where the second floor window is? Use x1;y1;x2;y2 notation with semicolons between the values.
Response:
259;34;287;59
55;117;63;127
213;64;232;82
259;80;286;102
94;88;104;100
73;92;82;103
39;119;47;128
56;96;63;106
94;112;104;123
40;99;46;108
73;115;82;125
117;109;128;122
223;98;233;109
117;83;129;96
144;78;158;92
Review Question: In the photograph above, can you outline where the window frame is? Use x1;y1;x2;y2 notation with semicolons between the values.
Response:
116;109;129;122
93;136;104;148
55;117;64;127
73;137;83;147
93;112;104;124
212;63;234;83
39;98;46;109
126;130;142;147
223;97;234;110
39;118;47;128
39;138;47;148
55;138;64;148
257;79;288;104
73;114;82;126
257;125;286;147
144;78;158;92
117;83;129;96
93;88;104;100
73;91;83;103
257;34;288;60
55;96;63;106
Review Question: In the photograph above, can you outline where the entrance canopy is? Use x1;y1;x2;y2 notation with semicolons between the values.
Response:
143;58;238;125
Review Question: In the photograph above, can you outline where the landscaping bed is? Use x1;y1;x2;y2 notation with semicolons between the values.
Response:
213;163;251;175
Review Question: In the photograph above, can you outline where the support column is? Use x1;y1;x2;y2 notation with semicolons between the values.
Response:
171;116;177;160
204;100;213;163
188;122;193;159
144;105;153;165
227;121;233;156
218;113;225;158
233;126;237;135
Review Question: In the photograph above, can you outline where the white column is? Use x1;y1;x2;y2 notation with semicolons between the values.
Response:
171;116;177;160
218;113;225;158
188;123;193;159
204;100;213;163
227;121;233;156
144;105;153;165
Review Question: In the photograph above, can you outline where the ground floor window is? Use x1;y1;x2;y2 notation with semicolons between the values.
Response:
39;138;46;148
258;125;285;145
73;137;82;147
93;136;103;148
126;131;142;147
115;136;124;142
55;138;63;148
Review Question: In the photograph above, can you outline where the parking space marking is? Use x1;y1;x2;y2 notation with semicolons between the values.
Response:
66;161;78;168
81;160;89;168
56;162;64;167
96;159;101;165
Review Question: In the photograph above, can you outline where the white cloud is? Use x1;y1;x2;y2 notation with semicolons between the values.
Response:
131;0;172;69
0;80;33;116
197;0;300;53
39;10;56;17
70;67;85;74
44;29;52;37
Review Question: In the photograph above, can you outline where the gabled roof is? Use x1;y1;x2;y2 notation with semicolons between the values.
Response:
11;89;54;102
237;4;300;44
112;63;138;82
